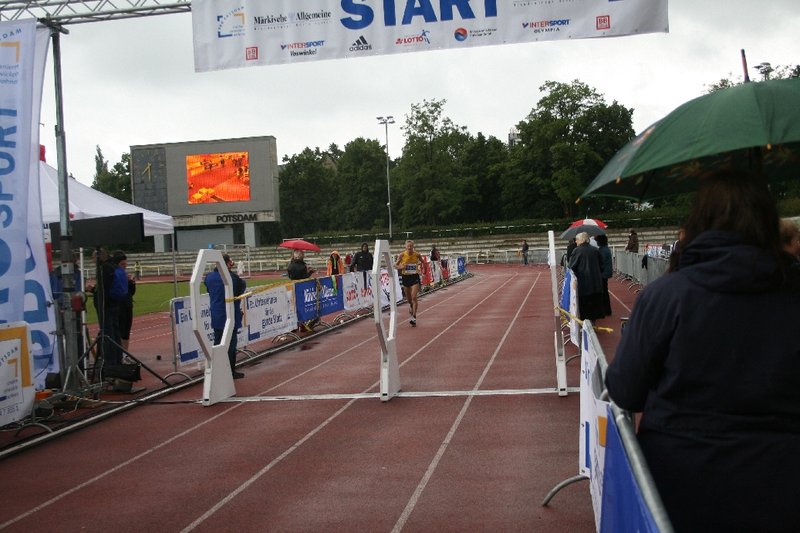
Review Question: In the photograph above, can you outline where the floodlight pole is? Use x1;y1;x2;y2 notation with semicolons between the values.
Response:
741;49;751;82
45;19;85;392
377;116;395;240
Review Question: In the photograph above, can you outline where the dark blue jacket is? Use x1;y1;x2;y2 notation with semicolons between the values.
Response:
110;266;129;304
204;268;246;331
606;230;800;531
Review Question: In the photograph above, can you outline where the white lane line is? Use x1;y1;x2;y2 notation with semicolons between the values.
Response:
0;403;246;530
218;387;579;402
609;289;633;314
391;272;541;532
183;274;522;531
1;272;511;530
180;398;360;533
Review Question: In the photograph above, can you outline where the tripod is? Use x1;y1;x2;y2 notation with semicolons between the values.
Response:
90;248;172;389
82;326;172;389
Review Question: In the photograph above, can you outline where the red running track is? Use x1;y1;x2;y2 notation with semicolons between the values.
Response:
0;264;638;532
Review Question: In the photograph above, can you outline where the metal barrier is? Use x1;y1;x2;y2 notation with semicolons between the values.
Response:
132;247;565;278
544;321;674;531
613;251;669;289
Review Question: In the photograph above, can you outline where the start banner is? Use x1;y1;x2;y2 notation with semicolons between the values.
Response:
191;0;668;72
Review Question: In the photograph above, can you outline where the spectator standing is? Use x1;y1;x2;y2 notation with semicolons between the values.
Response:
430;245;440;262
110;251;136;353
326;250;345;276
595;234;613;317
352;243;374;284
779;218;800;262
625;229;639;253
287;250;315;280
204;254;246;379
353;243;374;271
605;170;800;532
668;227;687;273
567;232;604;321
565;238;578;265
521;240;529;265
90;248;117;363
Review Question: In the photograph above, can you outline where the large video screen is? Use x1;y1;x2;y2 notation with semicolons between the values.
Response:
186;151;250;204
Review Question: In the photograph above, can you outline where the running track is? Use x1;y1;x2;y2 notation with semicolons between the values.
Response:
0;264;637;532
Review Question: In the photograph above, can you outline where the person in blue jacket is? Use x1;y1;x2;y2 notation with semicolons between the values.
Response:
103;250;130;365
605;169;800;531
204;254;246;379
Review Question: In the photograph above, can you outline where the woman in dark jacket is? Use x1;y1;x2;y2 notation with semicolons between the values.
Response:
287;250;315;280
605;170;800;532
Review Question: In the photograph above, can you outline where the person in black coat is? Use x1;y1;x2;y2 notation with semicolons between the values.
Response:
595;234;613;317
352;242;373;285
567;232;604;321
287;250;315;280
606;170;800;532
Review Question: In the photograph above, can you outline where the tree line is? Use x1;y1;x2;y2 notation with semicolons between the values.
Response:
93;69;799;239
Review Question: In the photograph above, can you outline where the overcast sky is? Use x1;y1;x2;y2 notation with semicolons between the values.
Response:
37;0;799;186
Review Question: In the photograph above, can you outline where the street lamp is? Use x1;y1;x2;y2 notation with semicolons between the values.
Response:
377;115;395;240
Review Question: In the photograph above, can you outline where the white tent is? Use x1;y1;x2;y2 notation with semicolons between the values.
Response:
39;161;174;236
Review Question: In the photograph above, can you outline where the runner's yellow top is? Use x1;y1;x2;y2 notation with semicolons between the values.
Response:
396;250;423;276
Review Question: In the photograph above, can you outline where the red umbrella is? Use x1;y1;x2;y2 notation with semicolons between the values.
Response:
560;218;608;240
278;239;321;252
568;218;607;229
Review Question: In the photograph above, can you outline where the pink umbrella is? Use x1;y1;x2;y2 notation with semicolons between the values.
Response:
278;239;321;253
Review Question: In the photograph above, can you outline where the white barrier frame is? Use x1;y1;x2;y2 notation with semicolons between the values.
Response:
548;231;568;396
189;249;236;406
372;239;400;401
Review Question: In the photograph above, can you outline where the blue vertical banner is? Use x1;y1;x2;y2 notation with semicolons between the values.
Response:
599;405;661;533
0;19;39;327
26;26;57;386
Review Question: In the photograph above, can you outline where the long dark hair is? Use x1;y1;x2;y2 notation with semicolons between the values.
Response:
682;169;781;256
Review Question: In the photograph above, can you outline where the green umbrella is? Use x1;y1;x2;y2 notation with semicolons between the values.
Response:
580;77;800;202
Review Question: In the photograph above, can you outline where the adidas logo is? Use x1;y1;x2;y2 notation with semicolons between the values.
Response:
349;35;372;52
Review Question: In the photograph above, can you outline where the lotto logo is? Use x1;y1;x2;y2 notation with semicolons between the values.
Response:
596;15;610;30
246;47;259;60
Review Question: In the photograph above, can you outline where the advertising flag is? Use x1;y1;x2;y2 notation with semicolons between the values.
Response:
0;19;37;326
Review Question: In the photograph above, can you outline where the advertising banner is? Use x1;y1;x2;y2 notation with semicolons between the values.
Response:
342;270;404;312
294;276;345;323
172;294;248;366
342;271;373;312
27;28;57;384
192;0;668;72
1;20;51;390
560;268;579;347
0;19;36;325
0;323;34;426
599;406;661;533
578;322;610;530
244;284;295;342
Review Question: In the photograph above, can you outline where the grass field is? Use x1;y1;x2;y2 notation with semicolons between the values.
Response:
83;278;283;324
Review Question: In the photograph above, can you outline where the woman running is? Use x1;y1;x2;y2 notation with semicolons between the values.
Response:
395;240;424;326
